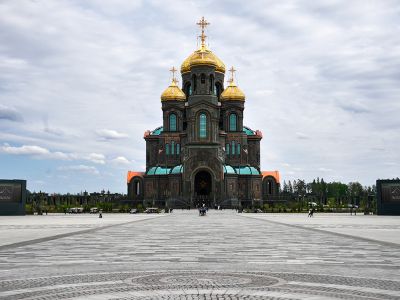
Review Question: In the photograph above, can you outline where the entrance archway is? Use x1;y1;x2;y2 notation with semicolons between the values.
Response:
194;170;212;207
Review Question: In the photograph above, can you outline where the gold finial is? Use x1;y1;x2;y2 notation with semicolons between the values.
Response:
169;66;178;84
197;16;210;48
170;66;177;80
228;66;236;84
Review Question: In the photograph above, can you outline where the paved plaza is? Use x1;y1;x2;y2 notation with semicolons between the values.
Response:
0;211;399;299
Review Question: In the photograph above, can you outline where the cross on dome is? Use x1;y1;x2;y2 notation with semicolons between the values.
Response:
197;16;210;48
228;66;236;84
169;66;177;81
169;66;179;85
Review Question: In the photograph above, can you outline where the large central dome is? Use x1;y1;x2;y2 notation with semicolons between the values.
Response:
180;44;226;74
180;17;225;74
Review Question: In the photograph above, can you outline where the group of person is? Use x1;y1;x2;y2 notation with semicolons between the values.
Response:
198;203;208;216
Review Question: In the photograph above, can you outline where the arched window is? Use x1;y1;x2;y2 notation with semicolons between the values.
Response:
166;143;170;155
226;143;230;155
135;181;140;195
268;181;272;194
231;141;236;155
185;83;192;97
229;113;237;131
237;143;241;156
169;113;177;131
201;73;206;84
199;113;207;138
215;82;222;98
192;74;197;91
171;141;175;155
176;143;180;155
209;75;214;93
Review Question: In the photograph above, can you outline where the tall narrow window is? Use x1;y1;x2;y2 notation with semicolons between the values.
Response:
171;141;175;155
185;83;192;97
215;83;222;98
169;113;177;131
201;73;206;84
209;75;214;93
237;143;241;156
176;143;180;155
166;144;170;155
229;113;237;131
268;181;272;194
199;113;207;138
231;141;236;155
192;74;197;91
226;143;230;155
135;181;140;195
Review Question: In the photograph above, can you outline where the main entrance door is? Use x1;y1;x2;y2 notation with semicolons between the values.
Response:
194;170;212;207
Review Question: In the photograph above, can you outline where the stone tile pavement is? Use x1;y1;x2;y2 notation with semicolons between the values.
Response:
0;211;399;299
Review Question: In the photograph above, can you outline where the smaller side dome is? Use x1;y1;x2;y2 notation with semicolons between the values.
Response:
161;78;186;102
220;79;245;101
220;66;245;101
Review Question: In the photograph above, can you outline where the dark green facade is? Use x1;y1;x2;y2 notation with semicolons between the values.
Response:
0;179;26;215
127;21;279;208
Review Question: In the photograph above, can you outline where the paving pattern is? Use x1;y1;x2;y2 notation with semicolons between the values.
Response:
0;211;399;299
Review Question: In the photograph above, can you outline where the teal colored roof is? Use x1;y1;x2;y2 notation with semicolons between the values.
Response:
234;166;260;175
171;165;184;174
146;166;171;175
151;126;163;135
146;165;183;175
224;165;236;174
243;126;255;135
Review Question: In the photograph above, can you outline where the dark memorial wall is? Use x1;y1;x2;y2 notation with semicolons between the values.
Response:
377;179;400;215
0;179;26;215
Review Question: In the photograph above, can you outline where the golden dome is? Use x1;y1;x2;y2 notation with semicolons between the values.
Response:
181;44;226;74
161;79;186;102
220;79;245;101
181;17;225;74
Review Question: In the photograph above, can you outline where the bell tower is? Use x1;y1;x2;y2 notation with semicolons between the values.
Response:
180;17;226;206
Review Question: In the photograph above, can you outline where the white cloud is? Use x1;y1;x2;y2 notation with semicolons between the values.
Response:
318;167;333;172
86;153;106;164
0;104;23;122
0;143;107;165
96;129;129;140
0;143;71;160
58;165;100;175
111;156;131;165
295;132;310;140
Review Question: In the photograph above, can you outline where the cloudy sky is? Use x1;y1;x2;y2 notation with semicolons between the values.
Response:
0;0;399;193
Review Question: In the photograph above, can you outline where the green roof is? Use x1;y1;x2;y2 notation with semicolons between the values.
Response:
224;165;236;174
170;165;184;174
224;165;260;175
243;126;255;135
151;126;163;135
147;165;183;175
234;166;260;175
146;166;171;175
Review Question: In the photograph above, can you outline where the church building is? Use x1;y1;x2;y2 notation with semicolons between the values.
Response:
127;17;280;208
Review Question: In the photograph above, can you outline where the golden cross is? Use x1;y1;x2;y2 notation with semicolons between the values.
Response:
169;66;177;81
196;16;210;47
229;66;236;82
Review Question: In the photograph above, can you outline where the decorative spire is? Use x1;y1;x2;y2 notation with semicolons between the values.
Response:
197;16;210;49
228;66;236;85
169;66;178;85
